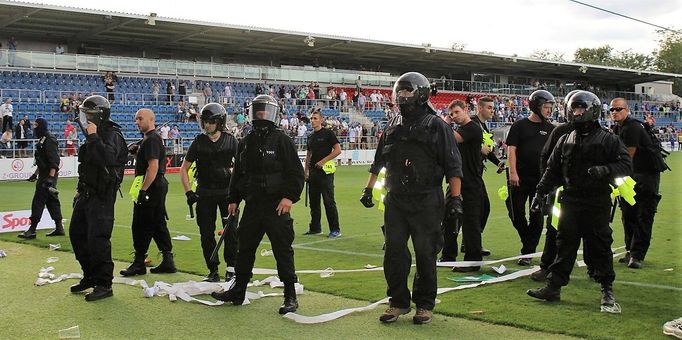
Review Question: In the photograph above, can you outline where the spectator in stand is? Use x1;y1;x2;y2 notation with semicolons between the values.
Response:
160;123;170;146
279;85;286;100
297;121;307;148
358;92;366;112
280;114;290;130
1;128;13;157
177;100;187;122
327;86;337;108
225;83;233;104
2;98;13;132
203;83;213;103
339;88;347;111
307;87;316;106
235;110;245;127
255;83;264;95
166;81;175;105
370;90;379;110
178;80;187;102
60;95;70;112
15;119;28;157
152;81;160;104
65;120;78;156
62;119;75;156
55;43;65;55
69;93;81;116
170;124;181;143
355;76;362;94
105;79;115;103
348;123;357;149
187;104;198;123
8;36;17;66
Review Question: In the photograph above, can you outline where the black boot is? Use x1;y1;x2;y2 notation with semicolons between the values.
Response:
530;268;549;282
120;253;147;276
212;278;247;305
203;270;220;282
85;285;113;301
527;284;561;301
46;220;65;237
18;224;37;239
601;284;615;307
150;251;177;274
278;282;299;314
70;279;95;293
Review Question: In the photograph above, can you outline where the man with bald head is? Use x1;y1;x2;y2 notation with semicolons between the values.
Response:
610;98;662;269
121;109;177;276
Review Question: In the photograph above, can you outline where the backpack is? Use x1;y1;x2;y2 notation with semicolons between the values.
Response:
632;118;671;172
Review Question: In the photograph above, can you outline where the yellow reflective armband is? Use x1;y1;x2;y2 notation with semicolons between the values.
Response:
322;160;337;174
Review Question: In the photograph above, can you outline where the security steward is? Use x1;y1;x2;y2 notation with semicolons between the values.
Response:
68;95;128;301
440;99;484;272
505;90;555;265
211;95;305;315
532;89;580;282
180;103;238;282
120;109;176;276
303;110;342;238
527;91;632;312
610;98;662;269
18;118;64;239
360;72;463;325
471;97;505;256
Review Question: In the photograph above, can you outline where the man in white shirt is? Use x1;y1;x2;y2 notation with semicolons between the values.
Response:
160;123;170;145
55;44;65;55
297;123;307;149
348;123;357;149
1;98;13;132
339;89;347;111
224;83;232;104
280;115;290;130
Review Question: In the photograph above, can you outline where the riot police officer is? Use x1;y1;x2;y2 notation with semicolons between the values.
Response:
120;109;176;277
68;95;128;301
505;90;555;265
527;91;632;313
18;118;63;239
180;103;238;282
360;72;463;325
211;95;304;315
532;89;580;281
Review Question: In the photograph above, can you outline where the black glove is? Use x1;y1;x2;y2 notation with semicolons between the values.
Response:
27;173;38;182
530;192;544;213
587;165;610;179
446;195;464;220
137;190;150;204
360;187;374;208
42;176;57;189
185;190;199;206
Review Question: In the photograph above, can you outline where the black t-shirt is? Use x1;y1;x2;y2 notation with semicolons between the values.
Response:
306;128;339;169
135;129;166;176
185;132;237;188
506;118;554;180
614;117;654;173
456;120;484;189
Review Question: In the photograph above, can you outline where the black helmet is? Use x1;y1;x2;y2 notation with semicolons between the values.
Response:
392;72;431;107
79;95;111;126
563;89;581;113
249;95;280;125
528;90;555;116
566;91;601;124
199;103;227;131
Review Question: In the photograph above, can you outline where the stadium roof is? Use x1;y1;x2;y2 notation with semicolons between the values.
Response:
1;0;681;87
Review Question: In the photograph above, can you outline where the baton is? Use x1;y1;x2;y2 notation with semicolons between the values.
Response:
304;181;309;207
505;167;515;223
610;198;619;223
188;203;195;219
210;209;239;265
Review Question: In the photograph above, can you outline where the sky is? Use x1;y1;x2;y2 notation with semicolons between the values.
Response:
17;0;682;61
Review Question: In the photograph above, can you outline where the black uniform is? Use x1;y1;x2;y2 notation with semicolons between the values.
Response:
505;117;554;255
70;121;127;289
537;126;632;288
370;113;462;311
228;126;305;300
185;132;239;274
305;127;340;234
28;132;62;231
471;115;500;233
132;129;172;256
613;117;662;263
442;120;483;262
537;122;573;270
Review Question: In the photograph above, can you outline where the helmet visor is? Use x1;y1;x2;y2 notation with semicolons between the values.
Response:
250;101;280;124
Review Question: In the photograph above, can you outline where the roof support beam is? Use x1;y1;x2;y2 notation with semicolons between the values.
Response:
0;8;42;28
